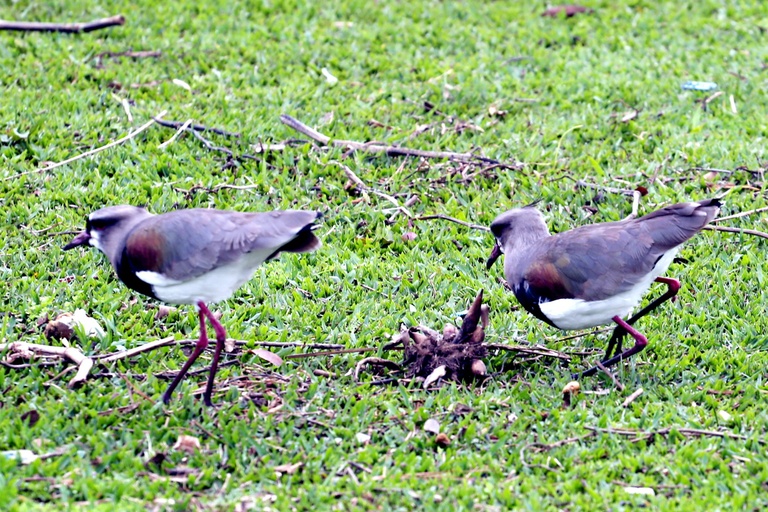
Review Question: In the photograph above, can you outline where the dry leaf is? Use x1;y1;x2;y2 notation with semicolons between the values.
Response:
718;410;733;423
321;68;338;85
624;487;655;496
1;450;38;464
488;105;507;117
423;365;446;389
172;78;191;91
21;410;40;427
274;462;302;475
620;110;638;123
172;434;201;454
251;349;283;367
542;5;592;18
424;418;440;435
72;309;105;337
154;305;176;320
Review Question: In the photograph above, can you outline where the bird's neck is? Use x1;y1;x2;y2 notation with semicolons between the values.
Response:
501;222;550;268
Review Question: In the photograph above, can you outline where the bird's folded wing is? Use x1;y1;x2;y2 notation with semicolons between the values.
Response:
123;209;320;282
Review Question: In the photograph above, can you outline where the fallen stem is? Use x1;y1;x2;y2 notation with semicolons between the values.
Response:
280;114;508;165
0;342;93;388
703;225;768;240
151;117;240;137
96;336;177;362
526;432;597;452
711;206;768;224
158;118;193;149
596;361;625;391
623;190;642;221
586;425;763;444
485;343;571;361
4;111;166;182
0;15;125;33
353;357;403;382
574;180;635;196
331;161;412;217
622;387;643;407
415;214;490;232
96;337;346;363
285;347;376;359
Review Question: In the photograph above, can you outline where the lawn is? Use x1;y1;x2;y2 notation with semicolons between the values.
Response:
1;0;767;510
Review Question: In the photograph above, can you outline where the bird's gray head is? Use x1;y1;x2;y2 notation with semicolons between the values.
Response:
64;205;153;264
486;205;550;269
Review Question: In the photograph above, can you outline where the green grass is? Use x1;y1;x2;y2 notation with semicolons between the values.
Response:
2;0;768;509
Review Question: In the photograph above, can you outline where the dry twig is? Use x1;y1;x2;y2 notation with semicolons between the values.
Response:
415;214;490;232
96;337;346;363
586;425;763;444
622;387;643;407
0;342;93;388
94;50;161;68
485;343;570;361
172;183;262;200
623;189;642;220
281;114;513;165
703;225;768;240
331;161;412;217
285;347;376;360
596;361;625;391
0;15;125;33
574;180;635;196
151;118;240;137
4;111;165;182
712;206;768;224
353;357;403;382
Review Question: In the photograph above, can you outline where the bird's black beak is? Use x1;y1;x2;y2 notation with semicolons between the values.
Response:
63;230;91;250
486;244;502;269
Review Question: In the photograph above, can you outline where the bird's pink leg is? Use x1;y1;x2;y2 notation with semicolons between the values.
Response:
580;316;648;377
580;277;680;378
162;306;209;404
603;277;680;359
198;302;227;407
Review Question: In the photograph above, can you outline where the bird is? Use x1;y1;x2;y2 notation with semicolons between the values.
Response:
64;205;322;406
486;198;721;377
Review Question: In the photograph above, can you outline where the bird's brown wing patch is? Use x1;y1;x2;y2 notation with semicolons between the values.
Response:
523;260;579;302
124;227;166;272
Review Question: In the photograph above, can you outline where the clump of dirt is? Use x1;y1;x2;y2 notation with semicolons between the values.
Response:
388;290;490;383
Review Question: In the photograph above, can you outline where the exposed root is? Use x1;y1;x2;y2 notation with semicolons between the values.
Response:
387;290;490;386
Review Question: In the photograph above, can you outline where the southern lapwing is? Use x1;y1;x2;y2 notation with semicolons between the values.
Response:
486;198;720;377
64;205;322;406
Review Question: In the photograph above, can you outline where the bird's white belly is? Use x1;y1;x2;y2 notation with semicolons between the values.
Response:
539;249;679;330
137;249;273;305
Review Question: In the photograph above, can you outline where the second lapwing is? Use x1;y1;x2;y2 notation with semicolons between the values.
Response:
487;198;721;376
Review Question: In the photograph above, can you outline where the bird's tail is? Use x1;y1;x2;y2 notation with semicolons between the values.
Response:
640;198;721;248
